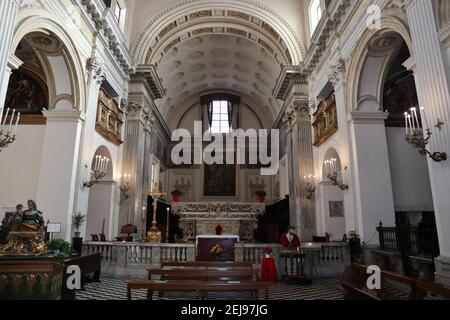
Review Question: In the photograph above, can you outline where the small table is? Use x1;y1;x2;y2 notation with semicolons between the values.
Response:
260;256;277;282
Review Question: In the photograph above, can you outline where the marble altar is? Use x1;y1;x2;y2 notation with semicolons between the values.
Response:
172;202;264;242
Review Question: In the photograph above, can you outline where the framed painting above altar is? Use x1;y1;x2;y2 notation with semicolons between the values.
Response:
203;163;236;197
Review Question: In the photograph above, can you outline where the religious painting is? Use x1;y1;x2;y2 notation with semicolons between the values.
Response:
329;201;344;218
5;70;47;114
203;163;236;197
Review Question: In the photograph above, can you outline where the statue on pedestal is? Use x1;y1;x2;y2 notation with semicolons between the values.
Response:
0;200;47;256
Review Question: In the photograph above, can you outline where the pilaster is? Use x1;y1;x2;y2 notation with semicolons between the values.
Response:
400;0;450;286
0;0;20;107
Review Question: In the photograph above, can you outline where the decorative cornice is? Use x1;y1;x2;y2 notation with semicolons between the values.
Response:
301;0;352;76
132;65;166;100
78;0;136;76
273;65;308;101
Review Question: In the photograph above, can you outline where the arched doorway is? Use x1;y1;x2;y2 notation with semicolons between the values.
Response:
86;146;114;241
348;24;439;276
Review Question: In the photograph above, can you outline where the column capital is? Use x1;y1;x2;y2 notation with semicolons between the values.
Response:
86;55;105;86
329;58;346;89
282;100;310;131
126;101;155;133
42;109;86;123
392;0;416;11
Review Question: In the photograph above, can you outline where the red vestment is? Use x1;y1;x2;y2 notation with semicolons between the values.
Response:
280;233;300;249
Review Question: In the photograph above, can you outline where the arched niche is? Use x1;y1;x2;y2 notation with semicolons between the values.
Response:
86;146;115;240
319;148;346;241
10;13;86;112
346;8;413;113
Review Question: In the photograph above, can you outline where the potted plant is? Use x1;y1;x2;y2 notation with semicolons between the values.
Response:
73;212;86;238
348;230;361;261
171;189;182;203
255;190;267;203
48;239;73;259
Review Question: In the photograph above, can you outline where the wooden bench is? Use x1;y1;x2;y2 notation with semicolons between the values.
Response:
148;268;259;281
126;280;269;300
161;261;254;269
62;253;101;300
342;263;450;300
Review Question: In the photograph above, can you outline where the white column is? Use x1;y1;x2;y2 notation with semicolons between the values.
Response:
401;0;450;286
36;110;85;241
348;112;396;244
283;101;316;240
0;0;20;107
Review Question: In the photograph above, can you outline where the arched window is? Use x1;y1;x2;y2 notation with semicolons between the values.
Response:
210;100;232;134
309;0;323;36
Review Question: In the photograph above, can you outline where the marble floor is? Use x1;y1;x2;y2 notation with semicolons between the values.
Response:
75;276;346;300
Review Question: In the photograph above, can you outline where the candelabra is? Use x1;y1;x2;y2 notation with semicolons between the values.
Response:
324;158;349;191
118;174;131;200
404;107;447;163
83;155;110;188
304;174;316;200
0;108;20;152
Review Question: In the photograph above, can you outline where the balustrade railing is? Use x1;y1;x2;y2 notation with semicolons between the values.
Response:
83;241;350;278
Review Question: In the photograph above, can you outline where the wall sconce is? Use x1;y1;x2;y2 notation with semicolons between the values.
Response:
83;155;109;188
304;174;316;200
0;108;20;152
404;107;447;162
119;174;131;200
324;158;349;191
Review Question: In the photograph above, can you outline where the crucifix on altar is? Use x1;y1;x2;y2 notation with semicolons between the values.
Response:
145;181;166;243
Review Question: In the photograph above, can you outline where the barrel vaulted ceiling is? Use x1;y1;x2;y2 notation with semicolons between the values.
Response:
131;0;307;124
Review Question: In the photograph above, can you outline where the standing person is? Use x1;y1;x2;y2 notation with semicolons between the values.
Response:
280;226;301;250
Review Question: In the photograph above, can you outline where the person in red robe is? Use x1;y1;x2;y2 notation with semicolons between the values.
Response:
280;226;300;249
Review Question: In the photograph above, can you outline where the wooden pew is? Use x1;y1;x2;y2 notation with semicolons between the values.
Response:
160;261;254;269
342;263;450;300
148;268;259;281
126;280;269;300
62;253;102;300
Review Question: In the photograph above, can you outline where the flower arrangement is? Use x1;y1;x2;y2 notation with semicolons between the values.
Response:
210;244;224;257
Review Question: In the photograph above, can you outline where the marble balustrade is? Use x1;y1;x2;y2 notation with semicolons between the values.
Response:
82;241;350;279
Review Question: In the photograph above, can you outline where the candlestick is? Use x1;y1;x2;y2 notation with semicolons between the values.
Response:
412;108;420;131
420;107;428;129
2;108;9;126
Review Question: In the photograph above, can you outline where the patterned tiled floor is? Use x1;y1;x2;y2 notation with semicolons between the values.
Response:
75;276;345;300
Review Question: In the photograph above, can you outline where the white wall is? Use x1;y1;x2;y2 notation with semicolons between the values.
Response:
0;125;45;214
386;127;434;212
321;184;346;240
